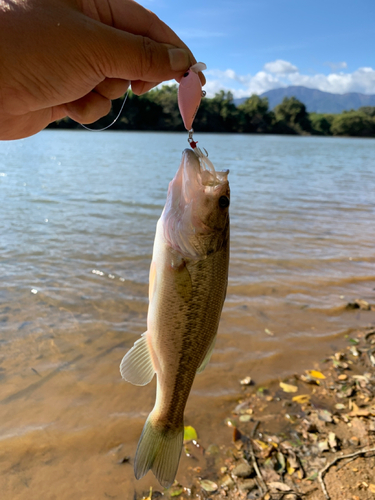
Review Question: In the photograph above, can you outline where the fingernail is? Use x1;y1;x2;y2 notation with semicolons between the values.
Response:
168;48;189;72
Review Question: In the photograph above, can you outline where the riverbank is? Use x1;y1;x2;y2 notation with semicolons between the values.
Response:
142;324;375;500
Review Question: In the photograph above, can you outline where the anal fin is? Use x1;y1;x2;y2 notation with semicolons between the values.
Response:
120;332;155;386
197;337;216;374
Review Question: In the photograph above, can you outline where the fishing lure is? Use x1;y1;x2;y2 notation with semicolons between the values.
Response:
177;62;214;172
178;62;207;131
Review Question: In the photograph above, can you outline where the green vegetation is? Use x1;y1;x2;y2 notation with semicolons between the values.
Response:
49;86;375;137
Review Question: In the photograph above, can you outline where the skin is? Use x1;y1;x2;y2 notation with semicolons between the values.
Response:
0;0;205;140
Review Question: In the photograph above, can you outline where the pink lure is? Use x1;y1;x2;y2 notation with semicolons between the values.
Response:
178;62;207;131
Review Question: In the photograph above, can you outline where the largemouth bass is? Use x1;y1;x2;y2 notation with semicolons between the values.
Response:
120;148;230;487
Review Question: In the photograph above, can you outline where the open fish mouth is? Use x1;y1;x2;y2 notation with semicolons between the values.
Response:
182;148;229;188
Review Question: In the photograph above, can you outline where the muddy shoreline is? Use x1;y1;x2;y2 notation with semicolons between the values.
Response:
137;324;375;500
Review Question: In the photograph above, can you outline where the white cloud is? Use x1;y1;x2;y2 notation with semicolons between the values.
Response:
263;59;298;74
204;61;375;98
324;61;348;72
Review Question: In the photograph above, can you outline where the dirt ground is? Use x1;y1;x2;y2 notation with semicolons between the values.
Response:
138;324;375;500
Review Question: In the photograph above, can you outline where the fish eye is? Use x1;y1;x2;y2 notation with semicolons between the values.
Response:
219;195;230;208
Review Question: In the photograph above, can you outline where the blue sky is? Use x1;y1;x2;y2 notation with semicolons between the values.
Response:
138;0;375;97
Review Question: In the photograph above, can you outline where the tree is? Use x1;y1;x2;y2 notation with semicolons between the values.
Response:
195;91;238;132
147;85;183;130
309;113;334;135
274;97;312;134
358;106;375;118
238;95;272;133
331;111;375;137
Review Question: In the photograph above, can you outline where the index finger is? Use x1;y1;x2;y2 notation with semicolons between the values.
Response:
78;0;206;85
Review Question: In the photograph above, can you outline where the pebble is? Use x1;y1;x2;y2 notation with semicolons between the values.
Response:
338;374;348;381
220;475;234;488
240;376;252;386
232;462;253;478
239;414;252;422
238;479;257;491
349;436;360;446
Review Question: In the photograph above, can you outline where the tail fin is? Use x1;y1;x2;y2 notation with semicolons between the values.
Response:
134;415;184;488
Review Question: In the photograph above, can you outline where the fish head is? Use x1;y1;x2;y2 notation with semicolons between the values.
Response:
163;148;230;259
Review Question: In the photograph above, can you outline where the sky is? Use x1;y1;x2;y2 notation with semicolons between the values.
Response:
137;0;375;98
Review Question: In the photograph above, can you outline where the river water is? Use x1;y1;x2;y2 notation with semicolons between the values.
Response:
0;131;374;499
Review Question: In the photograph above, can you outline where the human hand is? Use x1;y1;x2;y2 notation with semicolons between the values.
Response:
0;0;205;140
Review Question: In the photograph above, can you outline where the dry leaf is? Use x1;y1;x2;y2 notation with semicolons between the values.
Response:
349;402;370;418
369;484;375;493
253;439;269;450
170;485;184;497
280;382;298;393
183;425;198;442
287;465;296;475
268;481;291;492
306;370;326;380
277;451;286;473
292;394;310;404
328;432;338;450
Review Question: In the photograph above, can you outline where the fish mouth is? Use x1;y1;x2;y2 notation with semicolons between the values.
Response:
182;148;229;188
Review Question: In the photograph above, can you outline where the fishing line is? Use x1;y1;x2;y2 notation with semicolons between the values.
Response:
80;92;128;132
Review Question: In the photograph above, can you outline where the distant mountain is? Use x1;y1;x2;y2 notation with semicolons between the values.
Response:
234;86;375;114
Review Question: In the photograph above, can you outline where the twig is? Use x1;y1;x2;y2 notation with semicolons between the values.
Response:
318;447;375;500
245;438;268;494
335;455;358;472
252;420;261;438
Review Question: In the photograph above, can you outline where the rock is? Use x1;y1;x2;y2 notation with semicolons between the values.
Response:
220;474;234;488
238;478;257;491
318;409;333;422
206;444;220;455
349;436;360;446
346;299;371;310
355;299;371;310
318;439;330;452
239;414;252;422
232;462;253;478
240;376;252;386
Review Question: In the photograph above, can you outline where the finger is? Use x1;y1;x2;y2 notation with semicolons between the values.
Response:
131;80;161;95
94;78;130;100
93;26;191;83
64;91;112;124
0;105;67;141
86;0;199;68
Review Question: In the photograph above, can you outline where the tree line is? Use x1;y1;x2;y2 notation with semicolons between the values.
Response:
49;85;375;137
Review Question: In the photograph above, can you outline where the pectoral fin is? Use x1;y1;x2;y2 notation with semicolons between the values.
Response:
197;337;216;374
120;332;155;386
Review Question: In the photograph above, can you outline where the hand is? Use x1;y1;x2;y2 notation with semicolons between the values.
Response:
0;0;205;140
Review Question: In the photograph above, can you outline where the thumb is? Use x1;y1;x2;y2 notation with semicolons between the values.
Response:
92;25;191;88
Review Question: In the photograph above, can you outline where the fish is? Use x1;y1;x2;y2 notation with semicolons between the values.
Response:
120;147;230;488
